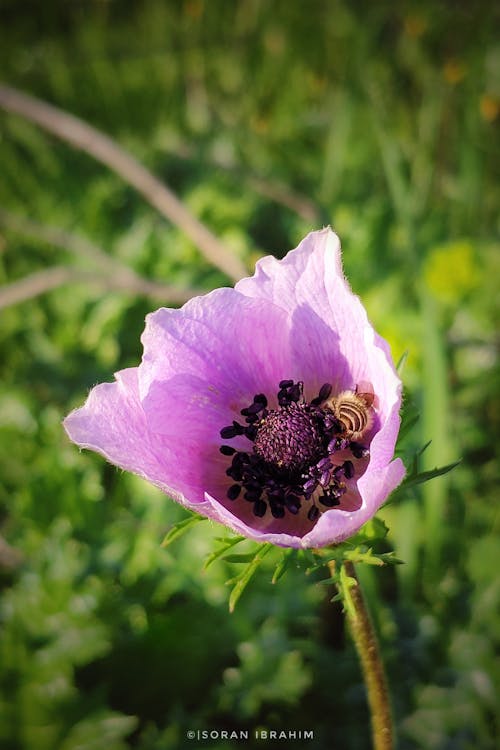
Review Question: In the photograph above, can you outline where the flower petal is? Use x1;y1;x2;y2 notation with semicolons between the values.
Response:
63;368;264;526
237;228;400;417
63;368;179;493
64;229;405;549
138;287;292;437
300;457;406;547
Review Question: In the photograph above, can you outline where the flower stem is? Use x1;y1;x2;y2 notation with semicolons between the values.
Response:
332;560;395;750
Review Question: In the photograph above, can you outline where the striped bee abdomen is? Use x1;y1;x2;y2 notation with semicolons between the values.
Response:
328;390;374;441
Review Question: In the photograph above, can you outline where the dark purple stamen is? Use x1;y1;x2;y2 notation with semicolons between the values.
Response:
253;499;267;517
350;442;370;459
270;501;285;519
227;484;241;500
219;380;372;521
311;382;333;406
241;401;265;416
220;421;245;439
343;460;355;479
308;505;320;522
220;445;236;456
253;394;268;407
319;492;341;508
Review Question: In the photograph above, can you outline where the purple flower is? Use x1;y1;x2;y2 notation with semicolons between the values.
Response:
64;228;405;548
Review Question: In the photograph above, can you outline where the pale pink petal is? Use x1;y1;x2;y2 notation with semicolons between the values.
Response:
138;288;292;437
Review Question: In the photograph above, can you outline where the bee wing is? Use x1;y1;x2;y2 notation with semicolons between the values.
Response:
355;381;376;409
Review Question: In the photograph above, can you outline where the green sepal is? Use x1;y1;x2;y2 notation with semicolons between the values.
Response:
336;563;357;617
396;350;409;374
227;543;273;613
203;535;246;569
271;548;298;584
343;545;404;567
395;412;420;447
160;513;207;547
395;391;420;450
348;517;389;545
389;459;461;503
223;553;261;564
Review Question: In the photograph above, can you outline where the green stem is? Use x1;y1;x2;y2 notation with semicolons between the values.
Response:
333;560;395;750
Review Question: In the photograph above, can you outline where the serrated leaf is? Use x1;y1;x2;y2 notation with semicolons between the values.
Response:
316;576;340;586
400;460;461;492
160;514;206;547
417;439;432;457
223;553;259;564
396;350;409;374
409;440;432;474
306;552;340;575
377;551;404;565
337;564;357;618
396;393;420;448
203;535;245;570
343;546;385;566
396;412;420;444
387;459;461;504
300;548;318;567
228;543;272;613
272;548;297;584
357;516;389;541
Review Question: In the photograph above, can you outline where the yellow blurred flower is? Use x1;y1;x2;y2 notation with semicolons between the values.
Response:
424;240;480;304
443;60;467;85
403;15;427;38
184;0;204;19
480;94;500;122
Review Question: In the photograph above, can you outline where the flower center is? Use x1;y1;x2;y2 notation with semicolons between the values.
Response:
219;380;373;522
253;403;323;472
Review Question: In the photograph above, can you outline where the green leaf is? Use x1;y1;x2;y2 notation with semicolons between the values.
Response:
399;460;461;492
396;349;409;374
355;516;389;542
337;563;357;618
160;514;207;547
203;535;245;569
343;546;404;567
396;412;420;445
317;576;341;586
343;547;384;566
223;553;259;564
377;551;404;565
387;459;461;505
272;548;298;584
227;543;272;613
416;439;432;458
396;393;421;448
306;552;340;575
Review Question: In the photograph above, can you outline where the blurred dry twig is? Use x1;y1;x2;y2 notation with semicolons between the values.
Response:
0;265;202;310
0;84;247;281
0;209;206;309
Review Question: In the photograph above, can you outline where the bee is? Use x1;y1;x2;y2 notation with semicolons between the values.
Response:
326;384;375;441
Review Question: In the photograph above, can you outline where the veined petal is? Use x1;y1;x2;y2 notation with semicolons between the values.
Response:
138;288;292;436
237;228;401;412
64;368;181;494
64;368;220;508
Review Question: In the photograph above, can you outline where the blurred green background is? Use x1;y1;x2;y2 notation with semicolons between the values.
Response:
0;1;499;748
